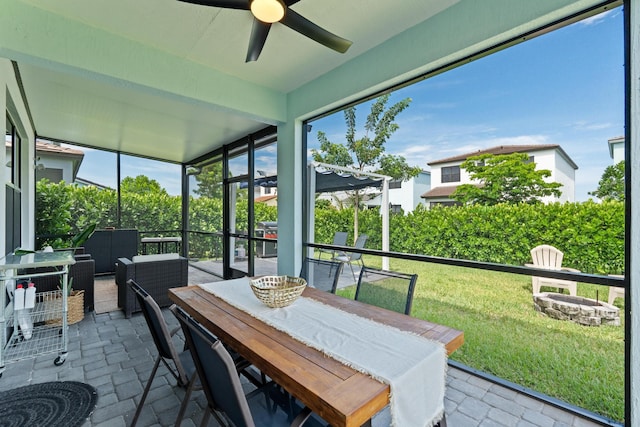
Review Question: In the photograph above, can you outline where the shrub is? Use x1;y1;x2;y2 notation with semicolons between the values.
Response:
316;201;624;275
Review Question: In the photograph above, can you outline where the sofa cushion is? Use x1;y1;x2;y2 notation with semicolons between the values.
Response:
131;253;180;263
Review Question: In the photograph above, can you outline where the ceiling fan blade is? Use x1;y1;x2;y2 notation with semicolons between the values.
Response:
281;9;352;54
176;0;248;10
246;18;272;62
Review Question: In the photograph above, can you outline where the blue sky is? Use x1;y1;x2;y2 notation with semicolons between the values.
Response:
72;7;623;200
308;8;624;202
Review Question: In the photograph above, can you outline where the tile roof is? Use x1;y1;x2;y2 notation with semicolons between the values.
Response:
428;144;560;166
421;185;460;198
36;140;84;157
255;195;278;203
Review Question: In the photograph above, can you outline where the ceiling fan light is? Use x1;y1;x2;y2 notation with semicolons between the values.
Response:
250;0;285;23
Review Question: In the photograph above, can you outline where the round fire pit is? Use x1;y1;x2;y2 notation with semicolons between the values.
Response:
533;293;620;326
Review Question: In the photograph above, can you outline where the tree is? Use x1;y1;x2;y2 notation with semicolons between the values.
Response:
589;161;625;202
451;152;562;205
311;94;418;239
121;175;167;195
193;163;224;199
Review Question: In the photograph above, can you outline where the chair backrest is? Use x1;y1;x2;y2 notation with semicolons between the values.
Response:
128;279;189;383
171;305;255;427
300;258;343;293
348;234;368;261
530;245;564;270
332;232;348;246
354;267;418;315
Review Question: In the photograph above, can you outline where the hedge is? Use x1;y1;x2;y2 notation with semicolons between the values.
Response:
35;181;279;257
314;202;624;275
36;181;624;274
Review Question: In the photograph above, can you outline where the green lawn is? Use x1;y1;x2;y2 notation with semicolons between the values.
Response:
337;257;625;422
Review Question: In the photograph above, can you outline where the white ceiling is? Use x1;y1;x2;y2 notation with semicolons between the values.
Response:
7;0;459;163
21;0;455;92
3;0;605;164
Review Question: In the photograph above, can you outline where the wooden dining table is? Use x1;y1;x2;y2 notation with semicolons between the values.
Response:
169;283;464;427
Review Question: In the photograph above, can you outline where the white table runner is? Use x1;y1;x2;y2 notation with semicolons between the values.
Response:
199;278;446;427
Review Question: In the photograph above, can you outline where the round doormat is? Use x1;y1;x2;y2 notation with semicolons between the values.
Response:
0;381;97;427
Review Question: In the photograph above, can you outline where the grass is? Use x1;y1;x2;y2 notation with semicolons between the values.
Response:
337;257;625;422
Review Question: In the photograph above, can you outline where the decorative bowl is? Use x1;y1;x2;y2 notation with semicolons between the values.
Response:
249;275;307;308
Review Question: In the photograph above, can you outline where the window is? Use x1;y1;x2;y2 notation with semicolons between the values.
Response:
5;115;21;187
430;201;461;208
441;166;460;183
36;168;63;183
524;155;534;164
389;180;402;189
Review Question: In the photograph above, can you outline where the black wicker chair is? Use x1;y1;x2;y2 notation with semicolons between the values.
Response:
116;254;188;318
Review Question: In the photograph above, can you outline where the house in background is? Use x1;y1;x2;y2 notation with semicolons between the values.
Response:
421;144;578;208
608;136;625;164
252;172;278;204
365;171;431;213
74;177;111;190
34;140;84;183
255;194;278;207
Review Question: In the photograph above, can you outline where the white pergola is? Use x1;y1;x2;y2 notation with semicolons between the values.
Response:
307;162;391;270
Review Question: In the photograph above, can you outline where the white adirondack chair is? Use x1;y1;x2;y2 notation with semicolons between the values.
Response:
526;245;579;296
607;275;625;305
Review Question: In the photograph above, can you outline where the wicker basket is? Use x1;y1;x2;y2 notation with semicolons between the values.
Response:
44;290;85;326
250;276;306;308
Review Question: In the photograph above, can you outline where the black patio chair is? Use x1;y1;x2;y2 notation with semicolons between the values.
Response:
170;304;314;427
317;231;348;260
128;279;197;427
333;234;368;281
299;257;343;293
354;267;418;315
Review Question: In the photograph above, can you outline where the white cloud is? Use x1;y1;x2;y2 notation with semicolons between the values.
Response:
424;102;457;110
474;135;550;146
572;121;612;131
578;10;614;26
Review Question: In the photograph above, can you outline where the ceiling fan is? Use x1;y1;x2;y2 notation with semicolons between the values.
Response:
177;0;352;62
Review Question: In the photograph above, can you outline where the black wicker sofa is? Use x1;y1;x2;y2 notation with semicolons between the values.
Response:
26;252;96;312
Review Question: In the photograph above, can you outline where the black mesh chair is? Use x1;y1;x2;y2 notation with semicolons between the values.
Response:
299;258;343;293
171;304;314;427
317;231;348;259
333;234;368;281
354;267;418;315
128;279;197;427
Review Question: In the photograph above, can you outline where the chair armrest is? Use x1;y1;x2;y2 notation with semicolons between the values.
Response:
115;258;134;286
70;258;95;312
115;258;136;316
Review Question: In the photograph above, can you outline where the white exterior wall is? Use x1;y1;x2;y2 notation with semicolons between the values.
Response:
531;148;570;204
612;141;625;164
389;172;431;213
552;151;576;203
1;58;36;255
38;153;75;183
630;2;639;425
429;148;574;204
